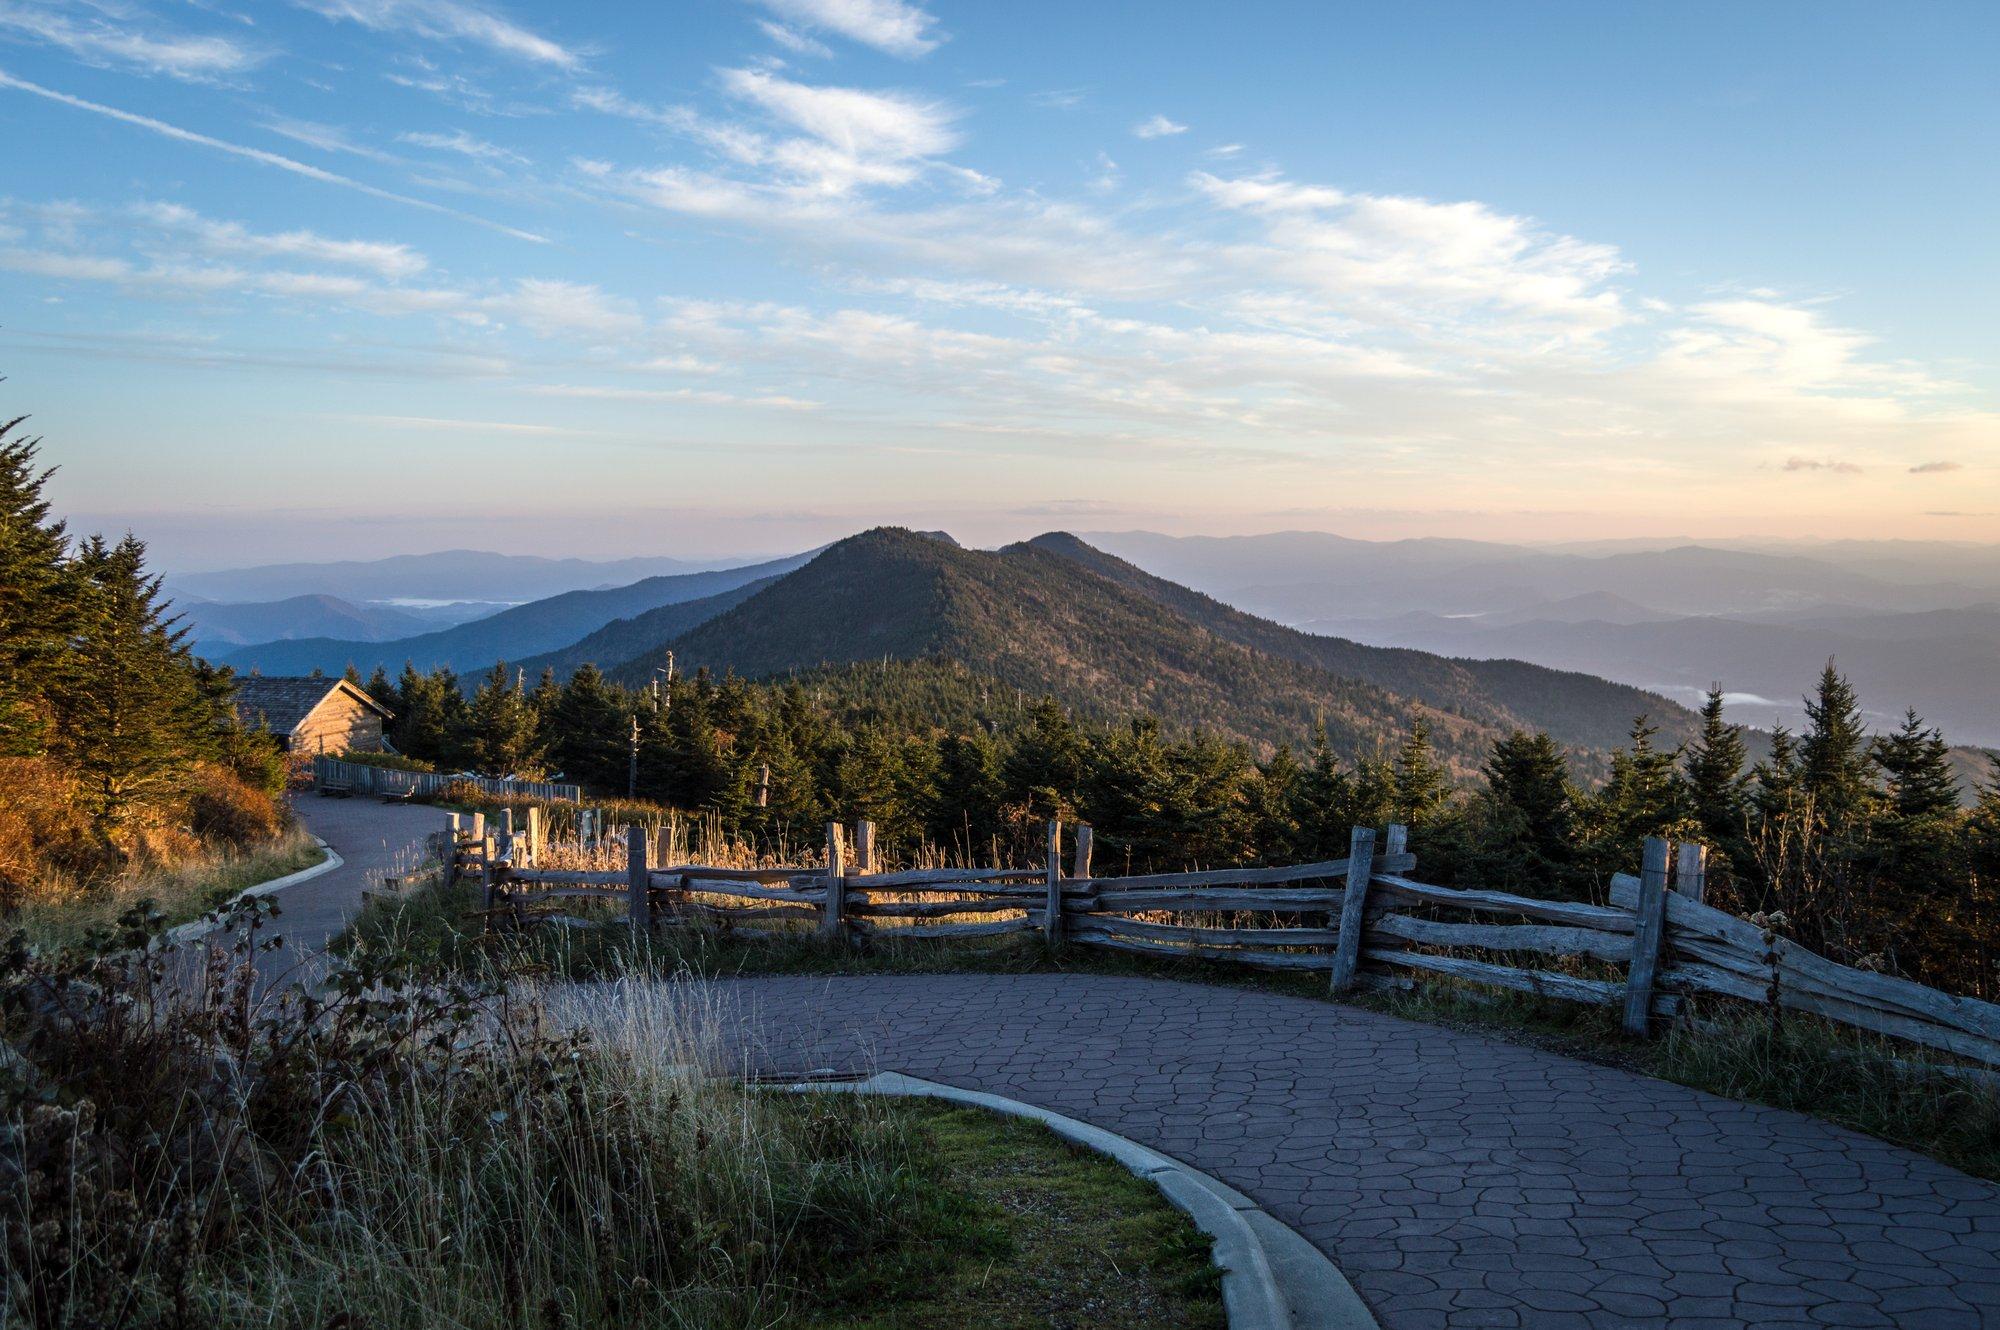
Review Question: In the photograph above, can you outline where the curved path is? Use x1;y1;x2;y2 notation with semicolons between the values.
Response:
281;802;2000;1327
664;974;2000;1330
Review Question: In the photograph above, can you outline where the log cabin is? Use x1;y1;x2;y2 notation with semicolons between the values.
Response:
232;676;393;755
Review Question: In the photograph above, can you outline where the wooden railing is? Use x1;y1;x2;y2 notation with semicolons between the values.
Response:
445;816;2000;1067
314;755;580;804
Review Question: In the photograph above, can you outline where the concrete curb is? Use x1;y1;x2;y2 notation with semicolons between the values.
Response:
163;837;342;946
788;1071;1379;1330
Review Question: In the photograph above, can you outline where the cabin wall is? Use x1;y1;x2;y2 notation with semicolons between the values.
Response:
289;693;387;755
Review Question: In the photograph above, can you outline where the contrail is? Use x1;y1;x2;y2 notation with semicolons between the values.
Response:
0;69;548;245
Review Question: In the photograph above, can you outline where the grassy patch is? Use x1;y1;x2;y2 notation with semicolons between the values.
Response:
1652;1010;2000;1181
14;823;323;949
804;1098;1222;1330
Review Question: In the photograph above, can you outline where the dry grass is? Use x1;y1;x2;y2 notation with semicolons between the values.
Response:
13;822;323;950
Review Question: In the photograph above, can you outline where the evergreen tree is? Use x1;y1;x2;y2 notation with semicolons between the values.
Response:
931;729;1005;856
1286;721;1357;860
1480;730;1577;893
540;664;628;789
1798;660;1876;832
45;535;224;841
1390;720;1450;827
465;663;541;776
1001;698;1088;820
0;420;75;756
1871;708;1960;905
363;665;397;716
1684;685;1750;849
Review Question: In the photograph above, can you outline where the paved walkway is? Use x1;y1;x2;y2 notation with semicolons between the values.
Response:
231;795;448;987
643;974;2000;1330
255;802;2000;1328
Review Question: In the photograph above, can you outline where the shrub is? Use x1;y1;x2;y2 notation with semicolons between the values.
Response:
184;763;286;848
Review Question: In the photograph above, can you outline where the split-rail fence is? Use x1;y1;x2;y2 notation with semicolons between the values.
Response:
442;812;2000;1067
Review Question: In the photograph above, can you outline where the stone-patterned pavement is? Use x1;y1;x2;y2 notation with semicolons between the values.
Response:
660;973;2000;1330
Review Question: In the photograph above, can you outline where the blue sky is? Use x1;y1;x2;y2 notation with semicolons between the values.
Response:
1;0;1994;569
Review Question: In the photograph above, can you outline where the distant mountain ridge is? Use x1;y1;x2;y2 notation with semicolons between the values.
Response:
171;548;750;605
216;552;812;676
596;528;1697;771
176;594;437;647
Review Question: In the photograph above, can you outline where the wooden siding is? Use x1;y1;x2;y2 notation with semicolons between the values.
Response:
289;689;387;755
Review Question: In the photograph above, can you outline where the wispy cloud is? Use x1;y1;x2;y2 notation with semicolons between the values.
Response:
0;1;265;81
399;128;529;167
1782;457;1865;474
1133;113;1187;139
748;0;942;59
1909;460;1963;474
133;201;430;279
757;20;832;58
0;71;547;242
292;0;580;69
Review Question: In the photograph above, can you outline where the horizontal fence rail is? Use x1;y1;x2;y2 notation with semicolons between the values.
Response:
444;816;2000;1069
315;755;579;804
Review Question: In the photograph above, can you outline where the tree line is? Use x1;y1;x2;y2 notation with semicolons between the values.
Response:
365;652;2000;999
0;421;285;905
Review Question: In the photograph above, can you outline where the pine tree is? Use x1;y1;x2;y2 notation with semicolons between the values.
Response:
466;663;541;776
1286;721;1356;860
1390;720;1449;827
1871;708;1960;906
1799;660;1876;833
46;535;223;841
931;729;1004;856
0;419;75;756
1685;686;1750;848
363;665;397;716
1001;698;1088;820
1480;730;1577;893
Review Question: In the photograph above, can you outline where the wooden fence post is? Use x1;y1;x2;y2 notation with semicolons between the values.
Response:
525;806;542;868
1329;826;1377;994
1044;819;1065;943
480;834;496;913
821;821;847;937
1673;841;1707;906
470;811;486;842
1622;836;1672;1036
1072;824;1094;880
627;823;651;934
854;820;875;875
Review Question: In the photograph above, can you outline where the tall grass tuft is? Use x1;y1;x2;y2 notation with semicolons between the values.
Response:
2;905;954;1329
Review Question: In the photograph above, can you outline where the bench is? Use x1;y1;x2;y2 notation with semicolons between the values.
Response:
317;782;353;798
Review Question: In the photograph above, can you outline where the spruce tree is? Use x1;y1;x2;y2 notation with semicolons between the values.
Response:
466;663;541;776
0;419;75;756
1799;660;1876;832
1871;708;1960;906
1390;720;1449;827
46;535;222;841
1481;730;1576;893
1685;686;1750;848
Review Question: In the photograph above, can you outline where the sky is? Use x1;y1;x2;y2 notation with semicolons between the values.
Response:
1;0;1995;571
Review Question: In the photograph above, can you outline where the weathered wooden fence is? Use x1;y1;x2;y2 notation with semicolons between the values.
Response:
314;755;580;803
446;816;2000;1067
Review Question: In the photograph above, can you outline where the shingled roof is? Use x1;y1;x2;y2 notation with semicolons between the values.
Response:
232;676;392;738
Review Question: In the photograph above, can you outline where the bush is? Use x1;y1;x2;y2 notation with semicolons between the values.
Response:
184;764;286;848
336;750;438;773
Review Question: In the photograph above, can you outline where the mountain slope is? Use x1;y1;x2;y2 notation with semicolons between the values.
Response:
217;552;812;676
1022;532;1696;750
601;528;1695;772
513;579;776;679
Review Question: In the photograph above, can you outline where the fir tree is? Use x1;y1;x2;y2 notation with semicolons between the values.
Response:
465;663;541;776
46;535;223;841
1390;720;1450;827
1799;660;1876;832
1685;685;1750;848
0;419;75;756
